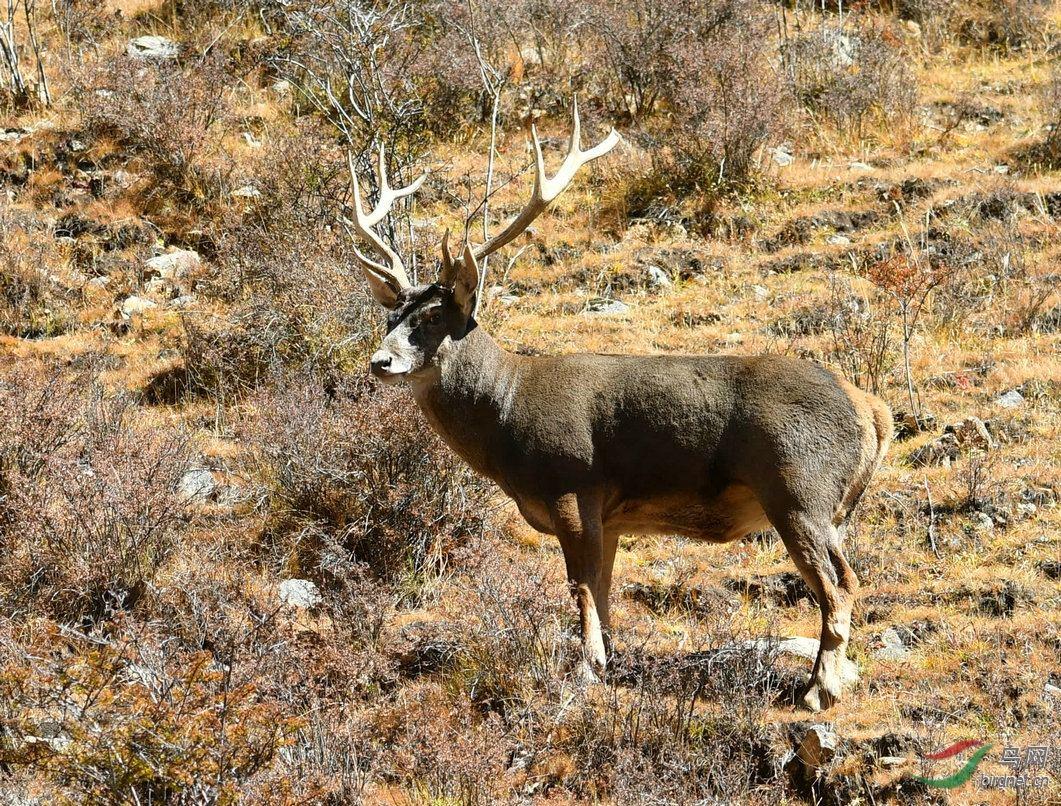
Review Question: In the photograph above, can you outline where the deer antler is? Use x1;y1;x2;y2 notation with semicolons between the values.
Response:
342;143;427;297
472;97;620;263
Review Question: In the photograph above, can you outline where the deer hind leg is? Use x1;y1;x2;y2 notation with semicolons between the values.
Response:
552;492;607;680
771;512;860;711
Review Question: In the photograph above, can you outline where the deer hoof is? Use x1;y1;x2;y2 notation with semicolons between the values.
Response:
575;659;603;686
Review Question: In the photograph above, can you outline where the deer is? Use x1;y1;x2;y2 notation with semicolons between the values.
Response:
342;101;893;711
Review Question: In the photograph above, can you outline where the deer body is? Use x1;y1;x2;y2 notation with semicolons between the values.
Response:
343;104;892;710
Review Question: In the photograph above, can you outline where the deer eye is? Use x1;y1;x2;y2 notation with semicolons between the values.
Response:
421;307;442;323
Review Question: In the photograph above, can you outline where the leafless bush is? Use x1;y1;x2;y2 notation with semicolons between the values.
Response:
782;16;917;136
595;0;785;227
0;367;189;622
0;616;295;803
826;276;897;397
0;0;50;107
1040;66;1061;167
248;373;496;601
73;54;228;185
556;625;782;801
0;204;74;338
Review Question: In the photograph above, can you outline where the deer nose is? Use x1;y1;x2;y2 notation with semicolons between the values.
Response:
370;352;392;376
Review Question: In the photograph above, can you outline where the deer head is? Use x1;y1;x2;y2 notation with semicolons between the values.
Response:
344;100;620;385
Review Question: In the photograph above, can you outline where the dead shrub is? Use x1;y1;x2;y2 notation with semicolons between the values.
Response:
594;0;785;228
248;373;496;602
0;617;296;804
0;205;73;338
72;53;228;190
782;16;917;136
0;367;189;622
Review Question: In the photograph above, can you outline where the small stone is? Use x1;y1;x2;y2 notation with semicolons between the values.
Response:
723;332;744;345
827;234;852;246
750;284;770;300
127;35;179;60
849;161;874;171
178;468;216;502
87;276;110;289
973;511;995;532
797;725;836;767
873;627;910;661
644;265;672;289
144;249;201;280
231;184;262;199
1015;502;1036;518
1044;683;1061;699
279;579;322;609
879;756;908;768
995;389;1024;409
270;79;292;96
241;132;262;148
121;295;156;316
949;416;996;450
583;298;630;316
771;147;794;167
169;295;196;309
0;127;28;143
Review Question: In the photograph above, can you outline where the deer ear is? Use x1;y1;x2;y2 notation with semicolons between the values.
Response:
360;264;402;309
438;231;478;319
451;243;479;319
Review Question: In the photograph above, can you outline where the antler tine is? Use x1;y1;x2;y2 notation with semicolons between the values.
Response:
342;147;428;290
471;97;620;263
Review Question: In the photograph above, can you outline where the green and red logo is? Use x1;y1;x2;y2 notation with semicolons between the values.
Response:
914;739;993;789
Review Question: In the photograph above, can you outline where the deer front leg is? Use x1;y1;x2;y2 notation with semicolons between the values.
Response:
552;492;607;681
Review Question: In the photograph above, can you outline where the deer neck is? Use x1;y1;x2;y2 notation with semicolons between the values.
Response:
408;322;521;481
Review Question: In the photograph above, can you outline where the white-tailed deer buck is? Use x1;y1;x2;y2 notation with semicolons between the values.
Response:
343;102;892;710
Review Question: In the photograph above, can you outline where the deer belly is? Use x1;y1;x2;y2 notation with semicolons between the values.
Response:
607;484;769;543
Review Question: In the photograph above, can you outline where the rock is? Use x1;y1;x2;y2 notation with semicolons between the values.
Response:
873;627;910;661
86;275;110;289
0;127;29;143
232;184;261;199
786;724;840;787
643;265;672;290
827;234;852;246
127;35;179;61
144;277;179;299
722;332;744;345
798;725;838;769
995;389;1024;409
120;295;156;316
145;249;201;281
178;468;216;502
907;432;959;467
583;297;630;316
170;295;196;309
948;416;996;451
270;79;292;96
771;146;794;167
849;161;874;171
750;284;770;301
972;511;995;532
241;132;262;149
278;578;322;609
1044;682;1061;699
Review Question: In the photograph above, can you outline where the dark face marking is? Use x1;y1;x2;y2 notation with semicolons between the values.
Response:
369;283;473;383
